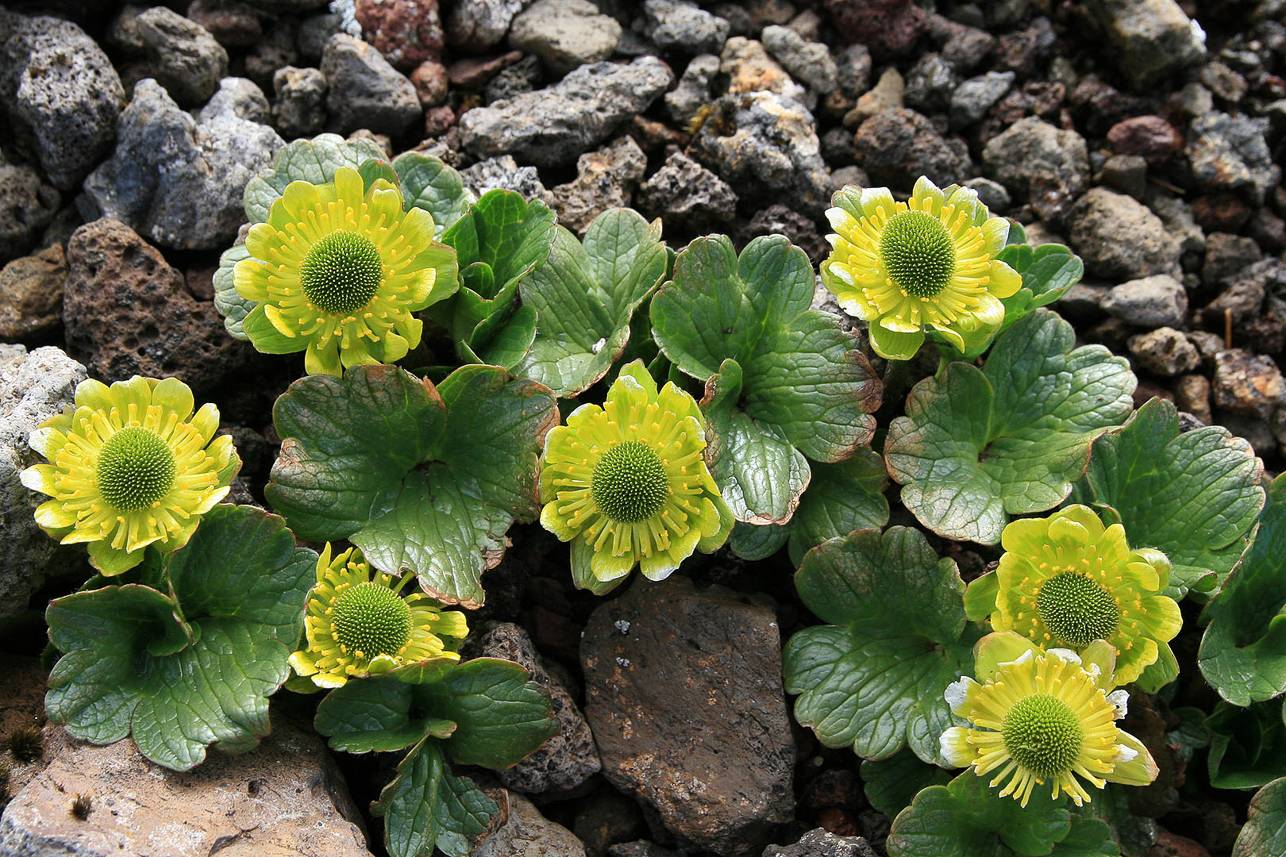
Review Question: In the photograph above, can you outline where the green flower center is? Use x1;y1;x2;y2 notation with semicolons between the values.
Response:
880;210;956;298
1002;693;1084;779
95;426;177;511
332;581;412;658
591;440;670;523
300;230;384;315
1037;571;1121;648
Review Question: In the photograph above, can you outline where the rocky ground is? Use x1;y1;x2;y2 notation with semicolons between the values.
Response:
1;0;1284;855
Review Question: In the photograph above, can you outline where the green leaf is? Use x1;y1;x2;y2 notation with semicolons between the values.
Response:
861;750;952;820
314;657;461;753
213;242;255;340
1075;398;1265;599
392;152;474;237
1206;698;1286;790
267;365;448;541
886;773;1073;857
1050;818;1121;857
1233;777;1286;857
1199;474;1286;704
1076;786;1157;857
886;309;1136;545
703;359;811;524
267;364;557;607
373;738;498;857
358;157;400;191
782;527;977;764
244;133;387;224
437;190;557;366
515;210;668;397
45;506;316;771
727;449;891;564
989;243;1084;346
651;234;881;521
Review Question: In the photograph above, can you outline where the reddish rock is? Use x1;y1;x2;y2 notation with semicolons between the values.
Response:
422;104;455;136
1192;192;1252;233
1212;349;1286;419
816;808;862;838
62;219;254;395
409;59;448;106
1069;76;1149;135
823;0;927;60
1108;115;1183;164
447;50;524;89
1149;829;1211;857
355;0;444;71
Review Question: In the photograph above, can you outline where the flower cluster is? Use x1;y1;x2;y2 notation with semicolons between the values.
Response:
21;376;239;575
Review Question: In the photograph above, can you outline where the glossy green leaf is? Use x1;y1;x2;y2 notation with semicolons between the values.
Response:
392;152;474;236
861;750;952;820
886;309;1135;545
1074;398;1264;599
1050;818;1121;857
993;243;1083;338
728;449;890;563
1206;698;1286;790
886;773;1073;857
267;364;557;607
651;234;881;522
1233;777;1286;857
244;133;387;224
782;527;976;764
213;242;254;340
1199;474;1286;703
45;506;315;771
373;738;498;857
515;210;668;397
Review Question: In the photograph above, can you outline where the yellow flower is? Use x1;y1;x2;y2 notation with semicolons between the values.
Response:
234;166;455;376
821;176;1022;360
289;545;469;689
984;505;1182;687
539;361;734;591
940;633;1158;807
20;376;239;575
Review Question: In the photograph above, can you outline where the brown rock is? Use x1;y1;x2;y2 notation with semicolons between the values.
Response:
447;50;524;90
1174;374;1212;423
62;219;253;395
721;37;802;99
0;657;51;800
1192;193;1252;233
582;576;794;857
0;244;66;339
1148;828;1211;857
823;0;927;60
854;107;970;189
1107;115;1183;164
1212;349;1286;419
410;59;449;106
355;0;444;71
0;717;372;857
547;137;647;235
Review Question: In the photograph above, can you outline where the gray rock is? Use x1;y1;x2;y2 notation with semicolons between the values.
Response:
665;53;720;124
904;53;958;115
1213;349;1286;419
950;70;1013;128
1202;232;1262;289
474;792;586;857
0;718;371;857
321;33;421;136
1100;153;1147;200
981;116;1089;223
1204;259;1286;328
846;66;903;125
1068;188;1181;280
1057;282;1110;321
1127;327;1200;376
460;155;547;200
963;177;1009;214
273;66;328;138
297;11;344;59
0;161;59;262
720;37;808;103
196;76;270;124
936;18;995;73
761;25;837;93
0;345;88;624
689;90;830;216
762;829;878;857
834;44;872;99
0;12;126;190
1216;410;1276;458
1186;111;1281;206
447;0;538;53
485;54;544;104
131;6;229;106
1148;192;1205;254
460;57;673;168
244;17;302;92
510;0;622;77
582;576;795;857
548;137;648;235
81;79;283;251
853;107;970;189
477;623;601;794
637;150;738;232
1085;0;1206;88
0;244;66;339
1175;373;1212;424
643;0;730;56
1101;274;1189;328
